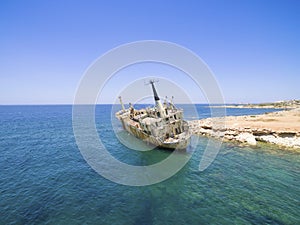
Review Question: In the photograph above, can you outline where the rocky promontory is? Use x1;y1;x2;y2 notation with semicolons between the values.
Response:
189;108;300;149
215;99;300;109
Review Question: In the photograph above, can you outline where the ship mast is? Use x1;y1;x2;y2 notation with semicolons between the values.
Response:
118;96;125;112
149;80;165;118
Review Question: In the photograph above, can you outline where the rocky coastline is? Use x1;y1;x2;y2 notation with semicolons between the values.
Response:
214;99;300;109
189;108;300;150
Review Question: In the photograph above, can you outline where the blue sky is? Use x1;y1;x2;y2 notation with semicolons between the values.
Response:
0;0;299;104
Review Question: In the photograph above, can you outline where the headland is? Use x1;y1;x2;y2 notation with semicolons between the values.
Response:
189;100;300;150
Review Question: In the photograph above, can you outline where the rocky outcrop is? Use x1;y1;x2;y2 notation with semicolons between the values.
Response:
188;108;300;149
236;132;257;145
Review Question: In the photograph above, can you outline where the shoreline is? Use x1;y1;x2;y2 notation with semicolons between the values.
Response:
189;108;300;150
209;105;297;109
209;100;300;109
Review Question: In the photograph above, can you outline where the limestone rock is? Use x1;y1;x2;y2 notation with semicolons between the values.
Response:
236;132;257;145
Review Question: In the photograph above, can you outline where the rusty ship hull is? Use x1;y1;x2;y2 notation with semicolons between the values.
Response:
119;114;191;149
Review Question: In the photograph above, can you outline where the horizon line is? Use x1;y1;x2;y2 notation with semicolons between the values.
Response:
1;100;297;106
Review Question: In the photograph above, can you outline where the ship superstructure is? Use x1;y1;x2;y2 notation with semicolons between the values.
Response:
115;80;191;149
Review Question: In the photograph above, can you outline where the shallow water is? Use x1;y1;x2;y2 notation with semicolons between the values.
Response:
0;105;299;224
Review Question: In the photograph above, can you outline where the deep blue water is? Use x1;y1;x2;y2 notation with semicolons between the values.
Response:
0;105;299;225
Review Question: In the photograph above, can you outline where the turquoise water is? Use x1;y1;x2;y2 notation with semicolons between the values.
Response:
0;105;299;224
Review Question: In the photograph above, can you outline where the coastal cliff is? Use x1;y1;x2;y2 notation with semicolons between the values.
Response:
189;108;300;150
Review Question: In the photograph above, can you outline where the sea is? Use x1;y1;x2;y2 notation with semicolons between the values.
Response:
0;105;299;225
